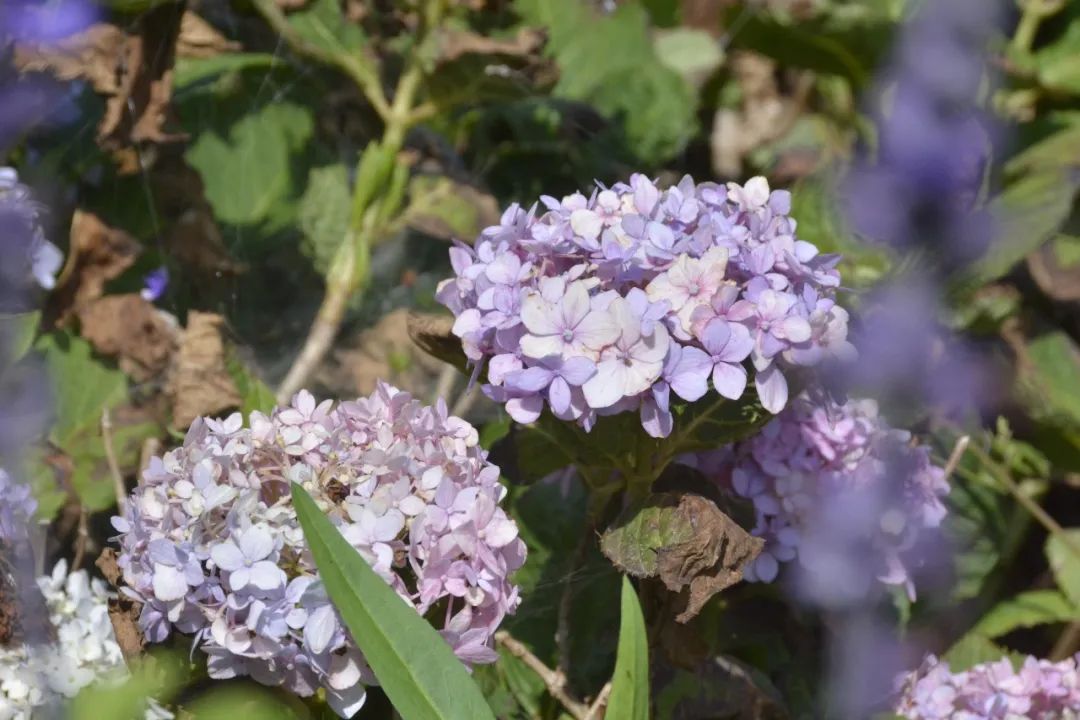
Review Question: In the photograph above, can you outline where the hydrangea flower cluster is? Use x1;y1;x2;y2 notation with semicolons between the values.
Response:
112;383;526;717
687;389;948;599
437;175;854;437
0;468;37;540
0;167;63;311
0;561;173;720
894;654;1080;719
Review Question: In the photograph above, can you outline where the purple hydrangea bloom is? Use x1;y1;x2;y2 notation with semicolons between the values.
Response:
684;388;948;600
0;467;37;540
438;175;851;435
894;654;1080;719
112;383;526;717
0;167;63;312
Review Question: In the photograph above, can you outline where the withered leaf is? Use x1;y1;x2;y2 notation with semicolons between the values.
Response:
437;27;546;63
321;309;446;398
167;311;241;428
1027;237;1080;303
407;311;468;373
13;24;126;93
78;294;178;382
601;492;763;623
48;210;142;325
176;11;240;59
97;548;145;662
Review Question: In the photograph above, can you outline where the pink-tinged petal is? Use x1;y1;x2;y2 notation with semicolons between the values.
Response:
699;318;732;356
718;322;753;361
248;561;286;591
645;272;678;306
485;516;519;547
623;359;663;396
210;542;245;572
711;362;748;400
561;281;592;327
582;361;626;408
305;604;337;654
570;208;603;239
641;398;673;439
520;333;565;360
669;346;711;401
239;527;274;562
548;377;572;415
575;310;620;350
506;395;543;423
726;300;756;323
487;353;523;385
779;315;812;343
152;564;188;601
559;356;597;385
520;295;559;335
755;365;789;414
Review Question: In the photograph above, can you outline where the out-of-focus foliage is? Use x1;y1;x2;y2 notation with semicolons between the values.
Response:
5;0;1080;717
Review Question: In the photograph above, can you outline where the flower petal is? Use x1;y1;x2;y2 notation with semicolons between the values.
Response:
712;361;747;400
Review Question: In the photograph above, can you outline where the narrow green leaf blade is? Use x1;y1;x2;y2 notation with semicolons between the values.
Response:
606;576;649;720
290;483;496;720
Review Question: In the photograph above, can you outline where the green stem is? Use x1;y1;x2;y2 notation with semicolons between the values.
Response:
275;0;445;403
1011;0;1065;55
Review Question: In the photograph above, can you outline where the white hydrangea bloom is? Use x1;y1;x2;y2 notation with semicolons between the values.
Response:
0;561;172;719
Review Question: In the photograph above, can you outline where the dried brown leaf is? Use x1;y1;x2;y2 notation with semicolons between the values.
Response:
96;548;145;662
48;210;142;325
151;154;248;276
656;496;763;622
167;311;241;428
407;311;468;372
1028;239;1080;302
437;27;545;63
176;11;240;59
320;309;446;398
99;4;187;149
78;294;178;382
13;25;125;93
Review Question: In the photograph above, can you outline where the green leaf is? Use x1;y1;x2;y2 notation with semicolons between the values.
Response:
1018;332;1080;431
1005;122;1080;176
0;311;39;374
653;28;724;85
39;332;128;448
1046;529;1080;607
401;176;498;242
299;164;352;275
516;0;697;164
185;101;314;228
174;53;281;90
942;632;1017;672
601;494;696;577
1036;19;1080;94
291;483;496;720
287;0;367;56
956;170;1080;289
606;577;649;720
974;590;1078;638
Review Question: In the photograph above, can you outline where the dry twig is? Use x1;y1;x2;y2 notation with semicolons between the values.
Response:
495;631;588;720
101;408;127;513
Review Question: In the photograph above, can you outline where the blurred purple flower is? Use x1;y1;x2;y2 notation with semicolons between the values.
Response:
141;267;169;302
0;0;100;44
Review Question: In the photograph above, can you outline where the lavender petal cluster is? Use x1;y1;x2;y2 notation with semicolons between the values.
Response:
0;167;63;312
437;175;853;437
0;561;173;720
686;389;948;599
0;467;37;540
894;654;1080;719
112;383;526;718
